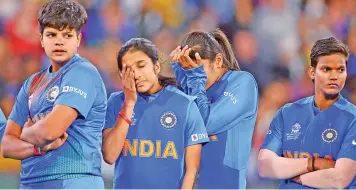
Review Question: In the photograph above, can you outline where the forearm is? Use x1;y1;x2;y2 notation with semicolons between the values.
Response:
181;169;198;189
102;123;129;164
171;62;188;92
21;106;78;146
102;104;133;164
300;168;347;189
1;135;34;160
186;77;210;124
182;144;202;189
20;122;53;146
259;155;309;179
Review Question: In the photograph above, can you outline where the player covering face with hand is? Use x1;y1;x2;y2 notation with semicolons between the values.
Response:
1;0;107;189
102;38;209;189
259;37;356;189
169;28;259;189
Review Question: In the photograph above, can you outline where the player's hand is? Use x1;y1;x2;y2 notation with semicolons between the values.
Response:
169;45;202;69
24;117;34;128
169;46;181;63
121;64;137;106
291;175;302;184
313;158;336;170
41;132;68;152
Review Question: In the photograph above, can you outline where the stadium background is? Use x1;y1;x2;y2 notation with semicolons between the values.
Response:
0;0;356;188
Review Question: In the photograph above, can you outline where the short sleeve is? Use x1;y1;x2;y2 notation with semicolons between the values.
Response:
260;108;284;156
8;79;31;127
184;101;210;146
55;64;100;118
104;93;123;129
337;119;356;160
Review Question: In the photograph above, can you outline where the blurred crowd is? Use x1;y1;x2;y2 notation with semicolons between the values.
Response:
0;0;356;188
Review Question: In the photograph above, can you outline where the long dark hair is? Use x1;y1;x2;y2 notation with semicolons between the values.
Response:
180;28;240;70
117;38;179;87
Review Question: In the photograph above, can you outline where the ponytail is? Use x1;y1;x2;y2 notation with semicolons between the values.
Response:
181;28;240;71
158;75;181;89
210;29;240;70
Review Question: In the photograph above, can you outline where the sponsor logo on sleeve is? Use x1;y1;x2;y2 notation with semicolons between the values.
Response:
191;134;198;141
62;86;69;92
223;91;237;104
62;86;87;99
191;133;208;142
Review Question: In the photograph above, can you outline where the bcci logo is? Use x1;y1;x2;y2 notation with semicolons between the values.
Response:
160;112;177;129
47;86;59;102
322;129;338;143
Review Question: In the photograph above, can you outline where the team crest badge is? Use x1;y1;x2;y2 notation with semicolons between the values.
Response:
47;86;59;102
322;129;337;143
160;112;177;129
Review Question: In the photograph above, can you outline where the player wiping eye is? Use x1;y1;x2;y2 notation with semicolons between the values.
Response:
170;28;259;189
102;38;209;189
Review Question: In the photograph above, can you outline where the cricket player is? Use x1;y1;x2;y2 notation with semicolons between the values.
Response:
259;37;356;189
170;29;259;189
102;38;209;189
1;0;107;188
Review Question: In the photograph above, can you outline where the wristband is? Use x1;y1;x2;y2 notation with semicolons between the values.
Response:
119;112;131;125
33;146;44;156
307;158;314;172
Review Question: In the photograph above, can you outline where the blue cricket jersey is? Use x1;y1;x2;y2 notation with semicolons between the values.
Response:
104;85;209;189
0;108;6;142
8;54;107;185
171;63;259;189
261;95;356;189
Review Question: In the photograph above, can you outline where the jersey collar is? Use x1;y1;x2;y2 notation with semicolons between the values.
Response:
46;54;81;79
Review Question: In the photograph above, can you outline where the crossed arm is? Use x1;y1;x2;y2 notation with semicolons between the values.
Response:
258;147;356;189
1;105;77;160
